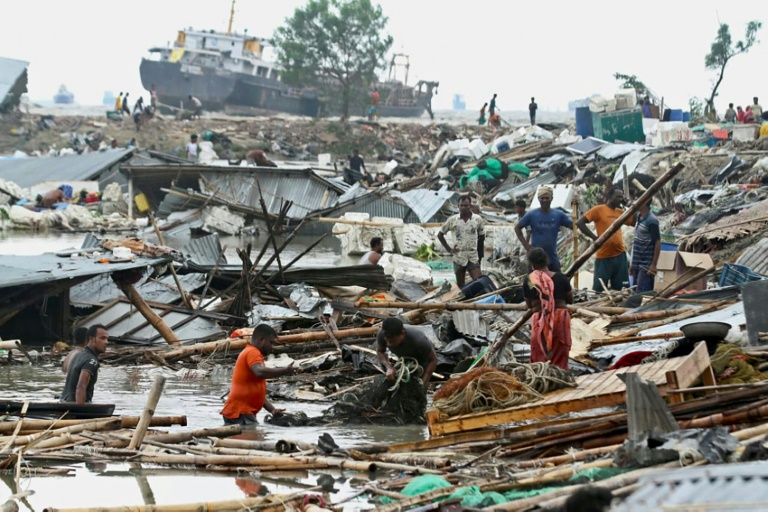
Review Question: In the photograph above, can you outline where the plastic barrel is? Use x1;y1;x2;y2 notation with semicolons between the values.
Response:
682;111;691;122
669;109;684;122
661;242;678;252
575;107;594;137
496;140;510;153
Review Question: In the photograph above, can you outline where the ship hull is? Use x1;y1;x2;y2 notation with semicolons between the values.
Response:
140;60;320;117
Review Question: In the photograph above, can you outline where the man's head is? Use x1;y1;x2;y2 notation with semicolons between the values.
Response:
188;95;193;100
370;237;384;254
382;318;406;348
527;248;549;271
458;195;472;216
119;92;123;96
492;93;497;99
250;324;277;355
191;134;198;142
73;326;88;347
352;149;359;157
606;187;625;208
738;106;744;112
754;97;759;104
537;186;553;210
729;103;734;108
563;486;613;512
477;160;488;169
514;198;527;217
86;324;109;355
531;97;535;102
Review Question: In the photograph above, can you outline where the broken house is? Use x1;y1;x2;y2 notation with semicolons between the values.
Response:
0;56;28;113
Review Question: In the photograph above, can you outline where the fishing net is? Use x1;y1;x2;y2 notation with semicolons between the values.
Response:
433;367;541;419
498;362;577;394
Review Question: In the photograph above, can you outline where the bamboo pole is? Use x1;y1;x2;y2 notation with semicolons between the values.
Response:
610;299;733;339
128;375;166;450
115;281;180;345
0;416;186;435
514;444;623;469
477;310;534;367
609;309;695;325
572;195;579;289
659;264;716;298
163;326;380;360
148;213;191;309
358;301;628;315
564;162;685;278
0;419;121;448
590;331;684;347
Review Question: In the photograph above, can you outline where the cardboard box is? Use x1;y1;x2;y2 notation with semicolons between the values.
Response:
654;250;714;292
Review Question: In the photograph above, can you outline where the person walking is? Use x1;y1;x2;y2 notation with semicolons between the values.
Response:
529;97;538;125
188;95;202;118
220;324;302;425
724;103;737;123
186;134;199;162
121;93;131;116
489;94;498;116
515;186;573;272
437;195;485;288
576;187;635;291
523;248;573;370
478;102;488;125
115;92;123;113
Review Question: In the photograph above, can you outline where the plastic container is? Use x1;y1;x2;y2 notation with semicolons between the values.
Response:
661;242;678;252
462;275;496;299
669;109;684;122
134;193;150;213
112;247;133;259
495;140;510;153
575;107;594;137
719;263;766;287
682;112;691;122
474;294;505;304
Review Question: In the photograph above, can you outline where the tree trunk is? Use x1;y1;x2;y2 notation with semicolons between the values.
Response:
707;59;729;119
341;81;350;120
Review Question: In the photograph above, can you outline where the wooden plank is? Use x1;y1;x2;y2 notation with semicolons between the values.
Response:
666;342;711;390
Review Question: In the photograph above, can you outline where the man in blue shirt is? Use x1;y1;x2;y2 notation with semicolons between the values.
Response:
515;187;573;272
630;200;661;293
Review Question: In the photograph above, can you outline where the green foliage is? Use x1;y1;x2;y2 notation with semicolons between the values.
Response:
416;243;441;262
688;97;706;124
704;21;762;116
272;0;394;119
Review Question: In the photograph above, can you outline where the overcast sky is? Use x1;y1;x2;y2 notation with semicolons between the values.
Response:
2;0;766;113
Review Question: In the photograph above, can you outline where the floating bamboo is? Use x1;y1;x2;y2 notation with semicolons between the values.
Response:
128;375;166;450
358;301;628;315
564;162;685;278
0;416;186;435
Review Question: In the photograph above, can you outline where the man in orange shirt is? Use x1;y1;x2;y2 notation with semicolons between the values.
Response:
576;187;635;292
220;324;301;425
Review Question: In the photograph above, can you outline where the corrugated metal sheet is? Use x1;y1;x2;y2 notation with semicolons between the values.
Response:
393;189;455;223
493;171;556;203
201;170;341;219
329;192;442;224
0;148;133;188
82;298;224;344
615;463;768;512
0;252;168;290
736;237;768;276
451;310;488;338
0;57;28;110
181;233;226;267
70;272;207;306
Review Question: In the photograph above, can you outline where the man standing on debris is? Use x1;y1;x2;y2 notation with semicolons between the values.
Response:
188;95;203;118
576;187;634;292
186;134;199;162
60;324;109;404
524;248;572;370
359;237;384;265
221;324;302;425
348;149;368;176
630;198;661;293
515;199;531;243
150;84;158;109
377;318;438;387
724;103;737;123
752;97;763;120
122;93;131;116
489;94;498;116
438;195;485;288
115;92;123;113
529;97;538;125
479;102;488;125
515;186;573;272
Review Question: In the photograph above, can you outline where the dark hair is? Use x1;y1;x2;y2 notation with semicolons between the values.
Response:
527;248;549;269
458;195;472;204
382;318;404;338
370;237;383;249
608;186;623;197
729;103;734;108
514;198;527;208
191;134;198;140
251;324;277;342
73;326;88;346
477;160;488;169
564;487;613;512
87;324;107;340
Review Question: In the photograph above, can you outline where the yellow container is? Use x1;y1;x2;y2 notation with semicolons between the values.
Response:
134;193;150;213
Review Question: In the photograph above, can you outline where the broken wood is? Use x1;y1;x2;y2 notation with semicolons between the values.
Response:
114;281;180;345
127;375;166;450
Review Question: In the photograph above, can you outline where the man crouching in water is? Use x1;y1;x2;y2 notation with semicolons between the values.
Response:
221;324;302;425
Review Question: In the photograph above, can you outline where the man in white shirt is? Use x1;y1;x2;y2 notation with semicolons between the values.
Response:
188;95;202;119
186;134;199;162
359;237;384;265
438;195;485;287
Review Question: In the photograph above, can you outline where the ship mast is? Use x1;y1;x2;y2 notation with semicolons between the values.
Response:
227;0;236;36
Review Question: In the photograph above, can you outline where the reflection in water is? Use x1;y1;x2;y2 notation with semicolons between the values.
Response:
2;365;424;510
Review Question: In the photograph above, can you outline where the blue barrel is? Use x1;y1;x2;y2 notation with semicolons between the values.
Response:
682;111;691;122
661;242;678;252
669;109;684;121
575;107;594;137
496;140;510;153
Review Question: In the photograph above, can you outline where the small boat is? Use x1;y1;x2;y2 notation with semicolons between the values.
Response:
53;84;75;104
0;401;115;420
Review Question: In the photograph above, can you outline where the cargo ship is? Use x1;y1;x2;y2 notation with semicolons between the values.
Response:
139;3;437;118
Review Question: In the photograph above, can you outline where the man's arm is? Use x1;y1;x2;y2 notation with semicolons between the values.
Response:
250;362;299;379
515;222;532;252
262;398;284;416
576;215;598;241
74;370;92;405
648;222;662;275
369;252;382;265
477;234;485;262
437;231;454;254
421;350;438;385
377;342;396;380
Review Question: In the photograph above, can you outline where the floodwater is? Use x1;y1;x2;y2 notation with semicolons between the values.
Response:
0;232;433;510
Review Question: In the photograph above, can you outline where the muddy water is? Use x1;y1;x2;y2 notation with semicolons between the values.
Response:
0;232;434;510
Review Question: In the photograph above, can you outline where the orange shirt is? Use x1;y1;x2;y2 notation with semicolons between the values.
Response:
220;345;267;419
584;204;633;259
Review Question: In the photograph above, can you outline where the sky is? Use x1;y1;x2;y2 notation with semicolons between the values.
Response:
2;0;767;114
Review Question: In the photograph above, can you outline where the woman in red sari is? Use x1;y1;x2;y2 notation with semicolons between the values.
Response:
523;248;573;370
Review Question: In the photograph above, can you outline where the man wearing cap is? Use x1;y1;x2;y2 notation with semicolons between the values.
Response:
515;186;573;272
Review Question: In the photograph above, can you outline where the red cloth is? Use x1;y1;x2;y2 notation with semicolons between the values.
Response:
609;351;654;370
530;308;572;370
220;345;266;419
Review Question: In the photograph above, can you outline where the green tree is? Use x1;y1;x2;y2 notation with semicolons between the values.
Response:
613;73;653;101
704;21;762;119
273;0;393;119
